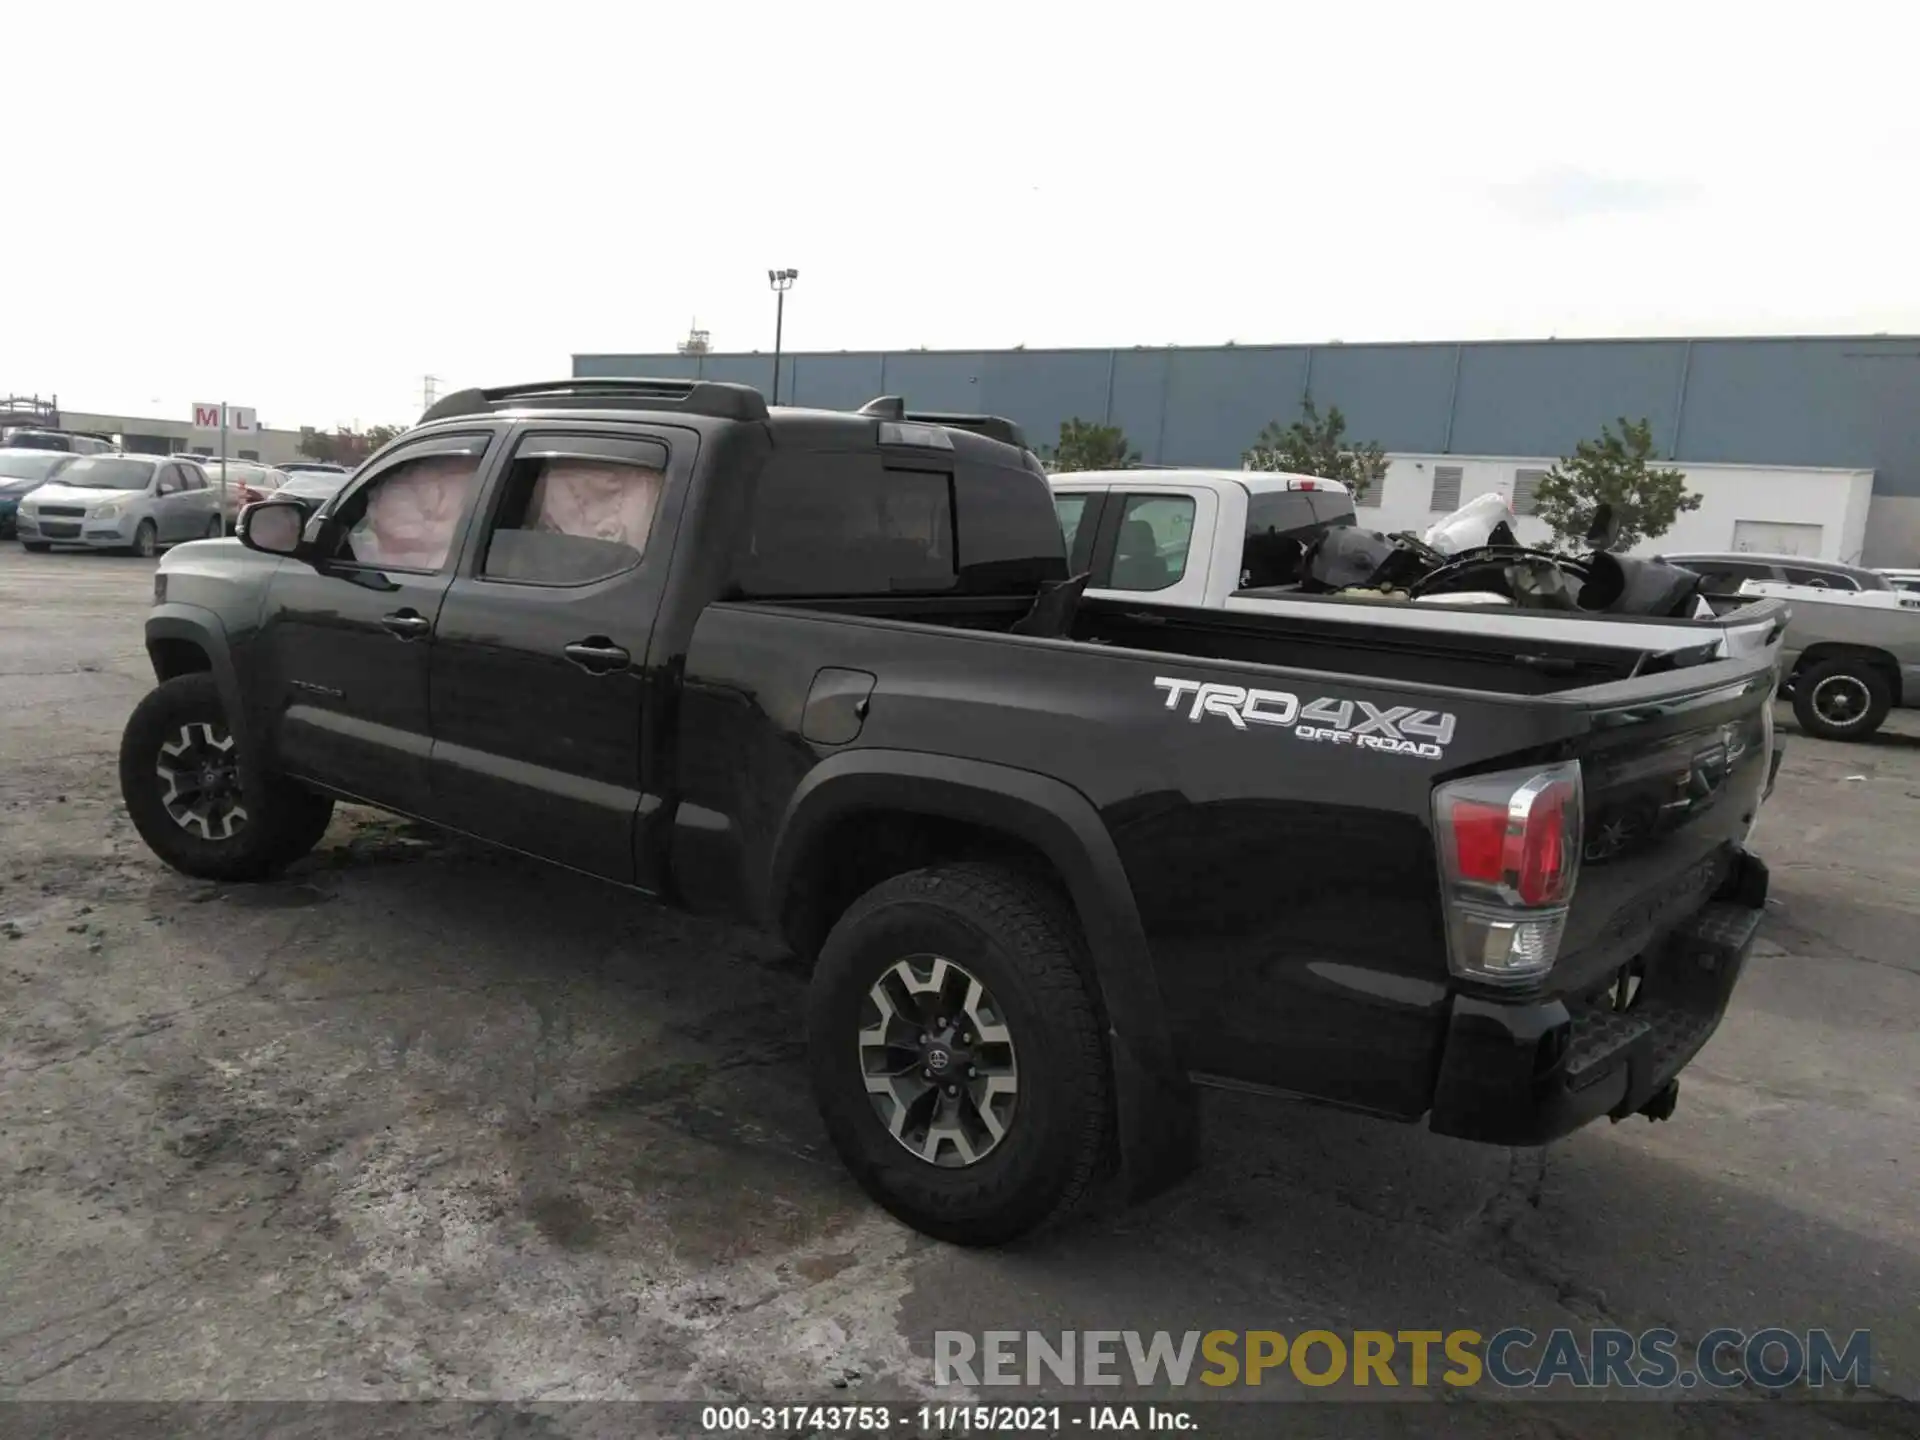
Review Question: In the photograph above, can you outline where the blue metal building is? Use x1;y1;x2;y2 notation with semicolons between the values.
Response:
576;335;1920;503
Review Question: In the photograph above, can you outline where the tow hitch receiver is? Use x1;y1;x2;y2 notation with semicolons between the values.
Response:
1637;1078;1680;1123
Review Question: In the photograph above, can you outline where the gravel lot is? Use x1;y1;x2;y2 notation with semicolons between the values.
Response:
0;544;1914;1434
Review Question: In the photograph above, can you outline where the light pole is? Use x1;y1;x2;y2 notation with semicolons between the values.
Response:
767;268;797;404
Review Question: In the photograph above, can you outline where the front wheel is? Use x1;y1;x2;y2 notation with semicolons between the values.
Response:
130;520;158;559
806;862;1113;1245
1791;657;1891;741
119;672;336;881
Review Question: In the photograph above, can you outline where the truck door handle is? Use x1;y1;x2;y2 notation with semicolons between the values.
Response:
380;610;432;640
564;639;631;673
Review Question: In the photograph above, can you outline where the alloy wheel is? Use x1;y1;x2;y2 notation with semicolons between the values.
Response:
859;954;1019;1168
156;721;248;840
1811;674;1870;729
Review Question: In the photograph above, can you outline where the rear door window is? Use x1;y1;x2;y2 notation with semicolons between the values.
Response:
1109;493;1195;592
478;433;668;586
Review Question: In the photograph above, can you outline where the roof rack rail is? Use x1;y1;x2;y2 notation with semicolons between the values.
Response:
854;396;1027;450
420;377;769;425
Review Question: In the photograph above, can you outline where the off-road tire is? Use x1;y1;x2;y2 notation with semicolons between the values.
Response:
807;861;1112;1246
1791;657;1891;742
119;672;335;881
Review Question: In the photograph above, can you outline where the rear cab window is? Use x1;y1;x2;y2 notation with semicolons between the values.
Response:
1241;487;1356;588
736;446;1065;599
1680;559;1774;592
738;454;954;596
1781;566;1851;590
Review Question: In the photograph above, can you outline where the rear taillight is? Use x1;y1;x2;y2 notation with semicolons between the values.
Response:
1433;760;1583;985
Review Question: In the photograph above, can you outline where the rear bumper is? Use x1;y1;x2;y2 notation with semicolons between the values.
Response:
1428;852;1767;1147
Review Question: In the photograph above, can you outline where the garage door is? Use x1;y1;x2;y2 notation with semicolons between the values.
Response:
1732;520;1823;556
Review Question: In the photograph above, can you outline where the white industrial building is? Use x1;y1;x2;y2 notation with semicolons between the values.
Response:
1359;454;1874;562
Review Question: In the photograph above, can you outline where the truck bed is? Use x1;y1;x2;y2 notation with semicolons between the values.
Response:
676;595;1778;1122
768;589;1790;697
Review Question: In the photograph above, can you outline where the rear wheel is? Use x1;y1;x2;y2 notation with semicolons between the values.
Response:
204;514;224;539
1791;657;1891;741
130;520;158;559
119;672;335;881
806;862;1112;1245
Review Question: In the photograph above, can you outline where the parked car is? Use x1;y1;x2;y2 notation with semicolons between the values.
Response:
1726;578;1920;740
0;448;78;538
15;455;223;555
1050;471;1784;661
1874;567;1920;595
1660;550;1893;593
119;379;1778;1245
191;459;288;531
0;428;117;455
274;470;351;509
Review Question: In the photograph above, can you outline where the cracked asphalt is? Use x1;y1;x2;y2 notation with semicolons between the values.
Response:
0;544;1915;1437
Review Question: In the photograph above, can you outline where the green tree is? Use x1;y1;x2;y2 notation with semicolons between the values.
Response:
1242;398;1387;504
1533;417;1701;551
1042;417;1140;472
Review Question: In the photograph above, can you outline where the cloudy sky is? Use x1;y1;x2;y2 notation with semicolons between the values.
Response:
8;0;1916;431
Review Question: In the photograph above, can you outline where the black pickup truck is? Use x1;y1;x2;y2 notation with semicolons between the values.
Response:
119;378;1781;1245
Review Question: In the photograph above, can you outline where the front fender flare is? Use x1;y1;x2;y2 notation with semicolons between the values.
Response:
769;748;1196;1199
144;605;261;787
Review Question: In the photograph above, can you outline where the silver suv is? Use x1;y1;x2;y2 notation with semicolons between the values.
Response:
15;456;223;556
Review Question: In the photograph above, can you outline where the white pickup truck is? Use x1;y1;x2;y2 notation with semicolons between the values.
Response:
1731;579;1920;740
1047;468;1783;662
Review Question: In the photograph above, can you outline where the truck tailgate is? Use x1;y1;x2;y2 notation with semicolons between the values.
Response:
1550;662;1775;997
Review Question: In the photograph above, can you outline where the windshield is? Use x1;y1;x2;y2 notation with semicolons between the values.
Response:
52;457;156;492
0;452;74;482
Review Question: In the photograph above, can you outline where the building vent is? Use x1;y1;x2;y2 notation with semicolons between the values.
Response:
1429;465;1463;512
1512;467;1547;517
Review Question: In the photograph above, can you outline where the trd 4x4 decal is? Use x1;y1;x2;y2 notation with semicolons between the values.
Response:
1152;677;1456;759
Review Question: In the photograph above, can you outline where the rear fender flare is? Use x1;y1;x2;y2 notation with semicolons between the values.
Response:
768;749;1196;1198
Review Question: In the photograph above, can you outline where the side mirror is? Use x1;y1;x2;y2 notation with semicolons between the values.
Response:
238;499;307;556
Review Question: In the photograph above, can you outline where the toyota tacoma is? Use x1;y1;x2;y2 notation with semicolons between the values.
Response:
119;378;1781;1245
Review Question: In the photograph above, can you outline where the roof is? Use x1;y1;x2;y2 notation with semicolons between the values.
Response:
413;380;1036;465
1048;467;1351;495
